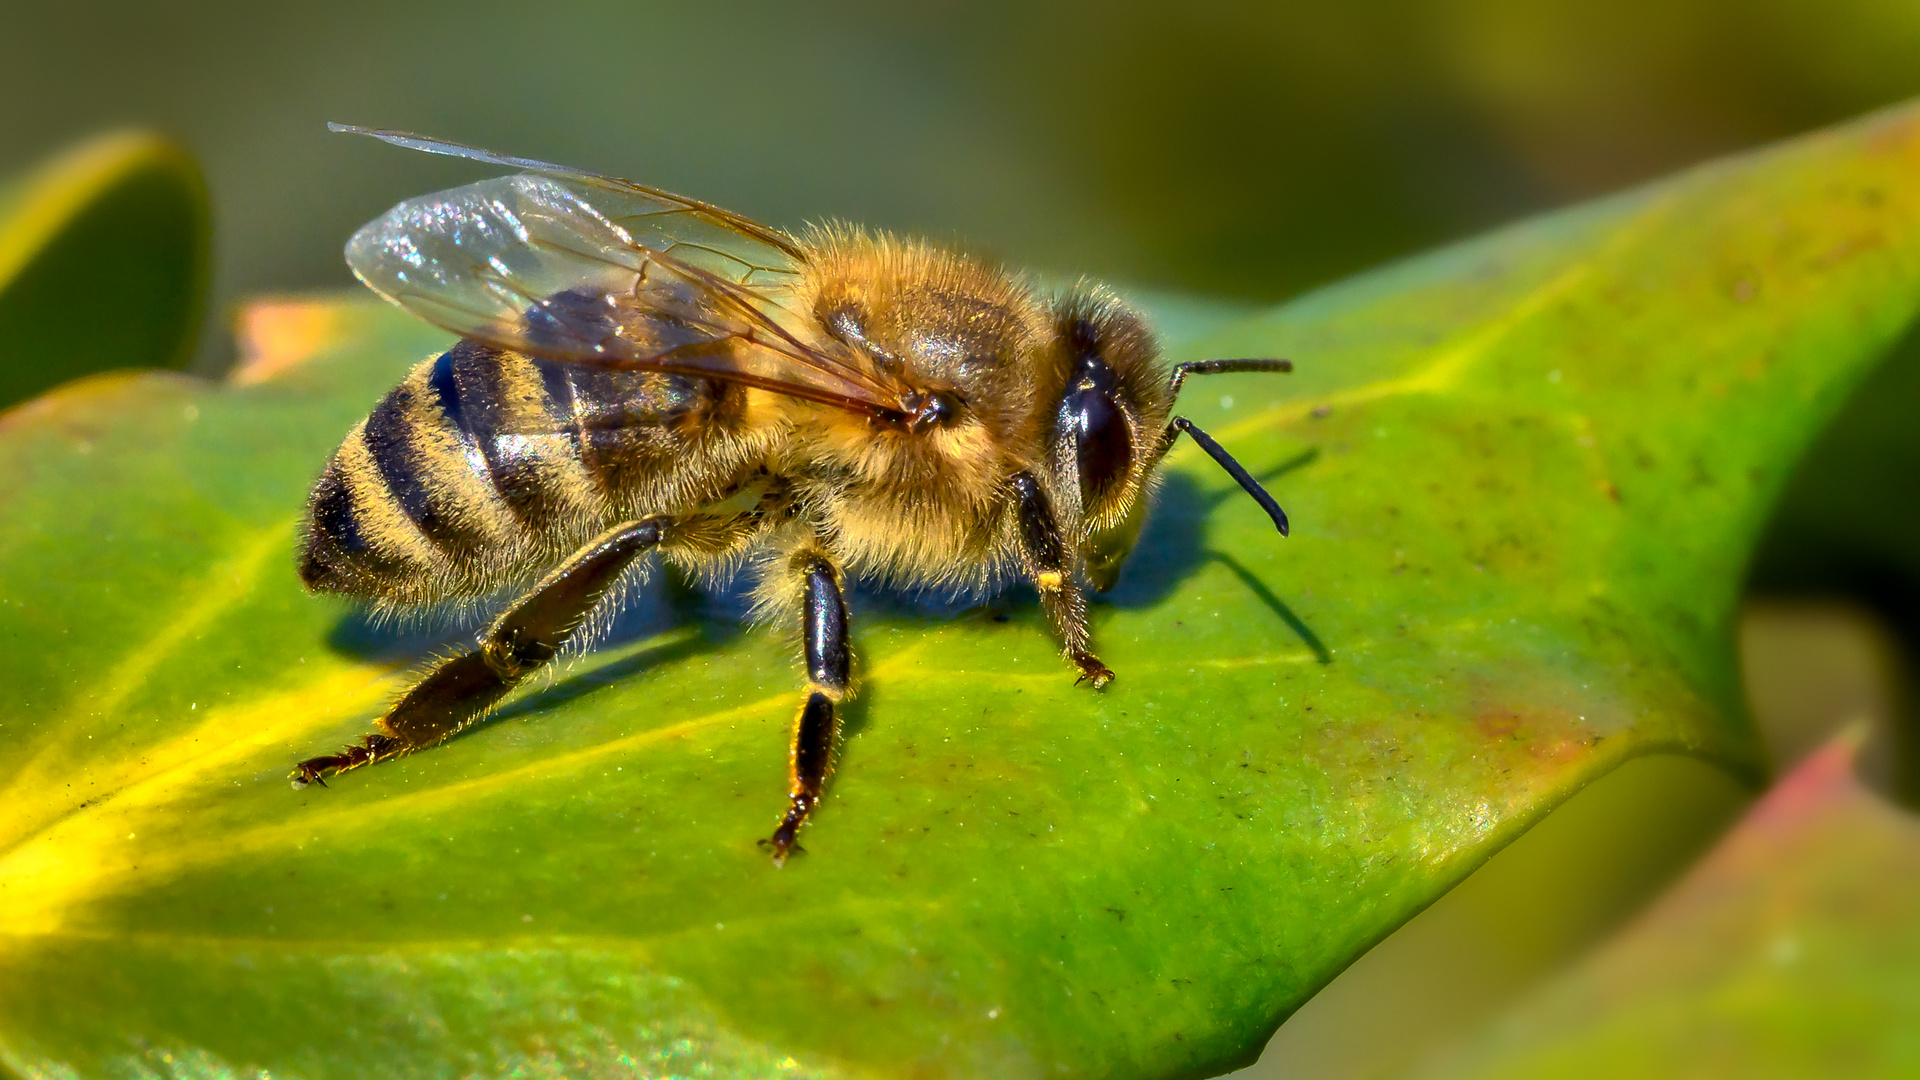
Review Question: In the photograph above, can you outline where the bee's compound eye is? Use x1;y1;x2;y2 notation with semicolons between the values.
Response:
1059;385;1133;507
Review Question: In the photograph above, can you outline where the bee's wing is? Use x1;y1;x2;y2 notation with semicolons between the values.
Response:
335;126;903;415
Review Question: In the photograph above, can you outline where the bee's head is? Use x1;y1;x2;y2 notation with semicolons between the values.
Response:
1045;290;1173;591
1045;290;1294;593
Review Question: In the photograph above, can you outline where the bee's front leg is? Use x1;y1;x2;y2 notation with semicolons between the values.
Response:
763;546;853;865
1009;471;1112;689
291;516;671;787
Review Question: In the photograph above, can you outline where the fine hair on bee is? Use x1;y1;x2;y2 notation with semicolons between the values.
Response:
289;125;1296;864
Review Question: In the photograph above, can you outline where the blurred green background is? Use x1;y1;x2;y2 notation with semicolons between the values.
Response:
7;2;1920;1077
8;0;1920;369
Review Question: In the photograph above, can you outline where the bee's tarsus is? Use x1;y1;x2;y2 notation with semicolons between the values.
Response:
766;792;818;867
291;732;400;788
1073;653;1115;689
761;828;807;868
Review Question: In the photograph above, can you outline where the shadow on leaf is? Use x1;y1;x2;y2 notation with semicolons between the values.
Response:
1103;449;1330;663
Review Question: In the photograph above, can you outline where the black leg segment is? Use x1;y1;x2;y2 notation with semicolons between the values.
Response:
292;517;667;787
1010;471;1112;688
768;691;837;864
766;552;852;865
803;557;850;693
1011;472;1068;571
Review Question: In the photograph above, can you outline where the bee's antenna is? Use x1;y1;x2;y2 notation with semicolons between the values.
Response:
1164;417;1290;536
1167;358;1292;400
1157;358;1292;534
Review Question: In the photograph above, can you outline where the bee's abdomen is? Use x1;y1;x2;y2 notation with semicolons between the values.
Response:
300;340;757;605
299;341;592;604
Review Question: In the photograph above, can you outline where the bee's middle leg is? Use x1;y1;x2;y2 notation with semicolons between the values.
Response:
292;516;671;787
763;548;851;865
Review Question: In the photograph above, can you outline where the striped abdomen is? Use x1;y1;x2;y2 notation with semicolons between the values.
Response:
299;340;769;605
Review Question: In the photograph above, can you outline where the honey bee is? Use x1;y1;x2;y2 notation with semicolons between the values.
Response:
292;125;1293;863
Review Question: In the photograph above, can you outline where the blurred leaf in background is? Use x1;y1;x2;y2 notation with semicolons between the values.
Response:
1407;725;1920;1079
1750;323;1920;803
0;131;206;408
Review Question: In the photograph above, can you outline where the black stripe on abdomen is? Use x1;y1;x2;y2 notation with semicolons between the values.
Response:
361;382;492;560
438;341;572;524
298;463;404;594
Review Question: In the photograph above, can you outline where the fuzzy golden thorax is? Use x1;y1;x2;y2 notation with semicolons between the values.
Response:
784;227;1068;588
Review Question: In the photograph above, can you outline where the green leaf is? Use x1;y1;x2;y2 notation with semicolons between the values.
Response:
4;98;1920;1078
0;131;209;410
1403;727;1920;1078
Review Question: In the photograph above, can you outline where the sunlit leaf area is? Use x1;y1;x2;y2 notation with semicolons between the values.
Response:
3;5;1920;1078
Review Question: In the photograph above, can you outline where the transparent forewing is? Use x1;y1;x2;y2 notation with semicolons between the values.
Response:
344;169;900;414
331;125;805;276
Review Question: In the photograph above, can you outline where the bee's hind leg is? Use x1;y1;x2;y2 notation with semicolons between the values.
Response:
291;516;671;788
762;547;852;865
